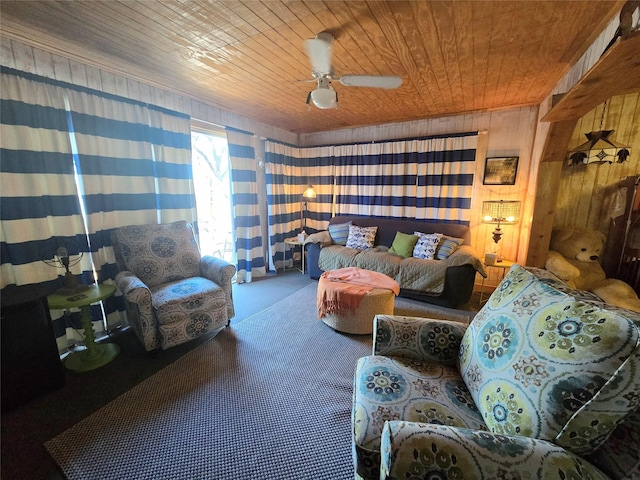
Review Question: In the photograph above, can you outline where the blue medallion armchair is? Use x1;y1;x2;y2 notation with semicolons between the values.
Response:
352;264;640;479
112;221;235;351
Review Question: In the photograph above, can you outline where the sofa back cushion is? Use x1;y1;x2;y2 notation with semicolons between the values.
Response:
459;264;640;455
114;221;201;288
328;215;470;248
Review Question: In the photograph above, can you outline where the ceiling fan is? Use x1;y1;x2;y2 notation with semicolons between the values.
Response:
304;32;403;110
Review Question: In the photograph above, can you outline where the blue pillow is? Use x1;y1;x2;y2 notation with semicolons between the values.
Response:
328;221;352;245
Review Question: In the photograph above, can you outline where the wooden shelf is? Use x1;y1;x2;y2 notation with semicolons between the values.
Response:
542;31;640;123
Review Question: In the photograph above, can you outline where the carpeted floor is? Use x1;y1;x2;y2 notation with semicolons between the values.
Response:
2;271;481;480
45;283;371;479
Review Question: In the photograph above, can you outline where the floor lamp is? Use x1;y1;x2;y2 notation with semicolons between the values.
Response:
301;185;316;233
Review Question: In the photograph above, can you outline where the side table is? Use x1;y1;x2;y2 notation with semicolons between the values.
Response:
479;259;515;304
48;284;119;372
284;237;305;274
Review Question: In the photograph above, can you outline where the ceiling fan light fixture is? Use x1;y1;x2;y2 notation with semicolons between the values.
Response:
310;87;337;109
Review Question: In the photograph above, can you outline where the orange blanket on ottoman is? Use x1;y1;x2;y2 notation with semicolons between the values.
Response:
317;267;400;318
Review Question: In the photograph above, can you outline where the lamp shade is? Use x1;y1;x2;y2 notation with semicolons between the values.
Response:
481;200;521;225
567;130;631;165
302;185;316;199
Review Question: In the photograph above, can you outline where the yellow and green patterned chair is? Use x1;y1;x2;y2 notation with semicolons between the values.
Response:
352;265;639;480
113;220;235;351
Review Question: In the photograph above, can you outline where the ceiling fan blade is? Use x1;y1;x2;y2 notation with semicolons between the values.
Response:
338;75;403;89
304;36;333;75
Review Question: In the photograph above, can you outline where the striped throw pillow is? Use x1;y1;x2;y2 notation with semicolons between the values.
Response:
435;236;464;260
328;221;352;245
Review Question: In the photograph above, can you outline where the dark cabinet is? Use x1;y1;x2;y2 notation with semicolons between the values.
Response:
1;288;65;411
603;175;640;295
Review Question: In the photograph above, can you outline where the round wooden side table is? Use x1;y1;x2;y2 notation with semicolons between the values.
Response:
479;259;515;304
48;284;119;372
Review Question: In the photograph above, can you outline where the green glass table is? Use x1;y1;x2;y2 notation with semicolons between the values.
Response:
48;284;120;372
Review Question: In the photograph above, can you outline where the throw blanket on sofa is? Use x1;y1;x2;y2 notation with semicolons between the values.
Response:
318;245;485;295
317;267;400;318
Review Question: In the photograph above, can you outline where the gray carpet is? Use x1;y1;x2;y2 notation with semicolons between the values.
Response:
45;284;475;480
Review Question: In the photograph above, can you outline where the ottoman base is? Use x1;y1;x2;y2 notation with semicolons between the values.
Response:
321;287;395;334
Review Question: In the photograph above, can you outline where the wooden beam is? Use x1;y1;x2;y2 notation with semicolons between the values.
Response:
526;120;577;267
542;31;640;122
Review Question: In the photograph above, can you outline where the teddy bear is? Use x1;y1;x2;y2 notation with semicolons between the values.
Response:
545;226;640;313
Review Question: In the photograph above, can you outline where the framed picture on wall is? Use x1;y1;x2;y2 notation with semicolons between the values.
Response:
483;156;519;185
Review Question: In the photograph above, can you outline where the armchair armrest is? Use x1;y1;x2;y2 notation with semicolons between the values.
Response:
380;422;611;480
373;314;467;365
114;271;152;311
200;256;236;319
114;271;157;351
200;256;236;288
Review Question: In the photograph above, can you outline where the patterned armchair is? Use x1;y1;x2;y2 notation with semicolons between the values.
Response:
112;221;235;351
352;265;640;480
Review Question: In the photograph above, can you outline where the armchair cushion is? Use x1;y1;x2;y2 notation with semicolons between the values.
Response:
459;265;640;455
115;221;201;288
380;422;611;480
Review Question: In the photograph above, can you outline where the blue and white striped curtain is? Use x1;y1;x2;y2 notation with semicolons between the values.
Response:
265;141;334;270
0;70;85;292
333;134;477;224
1;68;194;351
226;128;266;283
298;145;335;231
264;141;306;271
65;88;194;335
415;135;477;224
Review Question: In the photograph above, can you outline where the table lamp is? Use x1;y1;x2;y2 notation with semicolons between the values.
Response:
481;200;521;261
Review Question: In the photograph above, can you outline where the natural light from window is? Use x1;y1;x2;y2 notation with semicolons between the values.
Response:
191;130;235;264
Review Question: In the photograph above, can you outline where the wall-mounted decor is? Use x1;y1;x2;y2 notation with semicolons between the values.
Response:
483;156;519;185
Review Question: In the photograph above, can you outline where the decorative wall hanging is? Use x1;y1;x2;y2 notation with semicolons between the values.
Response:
483;156;519;185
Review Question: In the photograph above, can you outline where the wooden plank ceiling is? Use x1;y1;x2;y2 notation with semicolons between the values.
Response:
0;1;626;134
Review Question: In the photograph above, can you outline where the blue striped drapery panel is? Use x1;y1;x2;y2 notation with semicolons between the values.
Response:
64;88;195;335
264;141;334;271
0;71;85;290
226;128;266;283
332;134;477;224
1;68;194;351
263;133;477;256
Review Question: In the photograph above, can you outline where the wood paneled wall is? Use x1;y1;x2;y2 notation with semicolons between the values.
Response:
555;93;640;232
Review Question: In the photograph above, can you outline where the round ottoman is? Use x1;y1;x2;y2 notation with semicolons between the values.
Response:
321;287;395;334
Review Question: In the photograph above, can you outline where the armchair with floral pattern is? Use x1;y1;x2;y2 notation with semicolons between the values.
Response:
352;265;640;480
112;221;235;351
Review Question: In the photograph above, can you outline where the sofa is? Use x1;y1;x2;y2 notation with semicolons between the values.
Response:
306;216;486;308
352;264;640;480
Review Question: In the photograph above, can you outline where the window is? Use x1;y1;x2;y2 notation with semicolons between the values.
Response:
191;128;235;264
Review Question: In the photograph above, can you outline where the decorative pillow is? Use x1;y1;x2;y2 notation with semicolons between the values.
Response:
412;232;443;259
435;235;464;259
388;232;419;258
328;221;352;245
345;225;378;250
459;264;640;456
